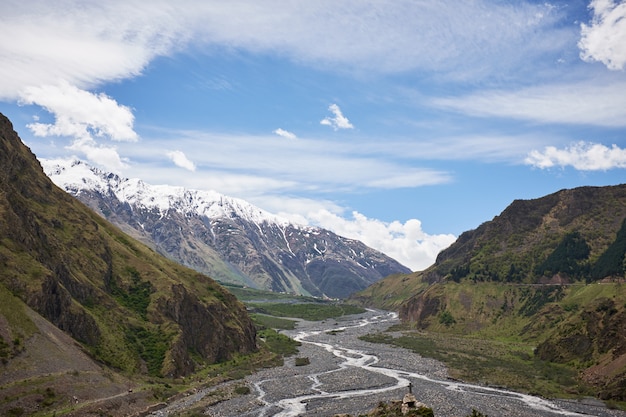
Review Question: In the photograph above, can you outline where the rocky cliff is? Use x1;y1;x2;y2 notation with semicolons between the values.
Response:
42;159;411;298
0;112;256;383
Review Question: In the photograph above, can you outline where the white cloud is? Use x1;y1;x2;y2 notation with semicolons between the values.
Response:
273;128;297;139
579;0;626;70
431;81;626;127
167;150;196;171
16;81;137;171
302;209;455;271
0;0;567;100
19;82;138;142
128;129;453;195
0;0;197;99
525;141;626;170
320;104;354;131
67;137;128;171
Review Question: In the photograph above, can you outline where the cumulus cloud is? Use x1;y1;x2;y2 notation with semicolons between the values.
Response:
167;150;196;171
66;137;128;171
273;128;297;139
320;104;354;131
525;141;626;170
20;81;138;142
579;0;626;70
305;209;456;271
17;81;137;171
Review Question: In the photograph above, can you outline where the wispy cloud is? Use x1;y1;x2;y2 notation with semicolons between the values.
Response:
320;104;354;131
525;141;626;170
579;0;626;70
273;128;297;139
167;150;196;171
431;81;626;127
123;129;453;196
0;0;568;101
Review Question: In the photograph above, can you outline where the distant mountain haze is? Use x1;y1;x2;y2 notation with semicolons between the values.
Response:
42;158;411;299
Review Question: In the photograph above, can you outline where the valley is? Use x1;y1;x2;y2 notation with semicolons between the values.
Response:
150;309;626;417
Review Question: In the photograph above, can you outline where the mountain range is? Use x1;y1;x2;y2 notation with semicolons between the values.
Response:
41;159;410;299
0;113;257;415
354;184;626;401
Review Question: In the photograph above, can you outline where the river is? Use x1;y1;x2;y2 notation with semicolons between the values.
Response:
151;309;626;417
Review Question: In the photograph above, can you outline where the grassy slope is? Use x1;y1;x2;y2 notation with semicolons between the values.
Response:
360;280;626;406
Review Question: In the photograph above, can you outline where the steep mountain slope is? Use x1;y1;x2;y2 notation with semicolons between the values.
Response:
354;185;626;400
0;113;257;413
41;159;410;299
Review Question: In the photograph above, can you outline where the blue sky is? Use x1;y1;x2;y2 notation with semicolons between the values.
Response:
1;0;625;271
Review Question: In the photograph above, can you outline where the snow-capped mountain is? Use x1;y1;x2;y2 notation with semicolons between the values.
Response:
41;159;411;298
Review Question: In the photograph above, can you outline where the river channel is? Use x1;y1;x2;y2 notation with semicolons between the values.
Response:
152;309;626;417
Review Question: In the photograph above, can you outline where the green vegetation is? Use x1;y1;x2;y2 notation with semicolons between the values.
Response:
438;310;456;326
234;385;251;395
365;280;626;405
360;330;580;399
248;302;365;321
591;218;626;279
109;267;154;319
295;357;310;366
251;313;297;330
221;283;319;303
257;328;300;356
0;117;262;416
535;232;590;279
125;325;171;376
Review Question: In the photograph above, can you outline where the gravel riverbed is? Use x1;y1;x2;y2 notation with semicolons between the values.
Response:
150;310;626;417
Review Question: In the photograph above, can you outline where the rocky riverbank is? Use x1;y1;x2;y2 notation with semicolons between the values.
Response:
150;310;626;417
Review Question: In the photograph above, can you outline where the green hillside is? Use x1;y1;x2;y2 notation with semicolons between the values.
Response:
354;185;626;402
0;114;258;415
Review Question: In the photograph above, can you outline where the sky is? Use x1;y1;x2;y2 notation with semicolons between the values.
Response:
1;0;626;271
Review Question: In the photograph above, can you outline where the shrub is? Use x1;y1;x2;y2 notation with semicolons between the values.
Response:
234;385;251;395
295;357;310;366
439;310;456;326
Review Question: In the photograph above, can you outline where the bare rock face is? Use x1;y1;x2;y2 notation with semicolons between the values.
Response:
158;283;257;377
43;159;411;298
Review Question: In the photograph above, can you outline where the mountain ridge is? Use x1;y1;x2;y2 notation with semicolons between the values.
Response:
0;113;257;415
42;158;411;298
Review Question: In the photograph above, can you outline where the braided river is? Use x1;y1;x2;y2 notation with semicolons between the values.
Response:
152;310;626;417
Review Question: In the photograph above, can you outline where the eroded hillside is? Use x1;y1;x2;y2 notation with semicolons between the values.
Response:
0;113;257;415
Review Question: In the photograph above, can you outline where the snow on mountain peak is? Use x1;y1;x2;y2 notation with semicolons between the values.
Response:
40;158;292;226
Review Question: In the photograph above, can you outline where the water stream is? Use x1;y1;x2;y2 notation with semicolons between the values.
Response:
252;311;595;417
152;310;623;416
